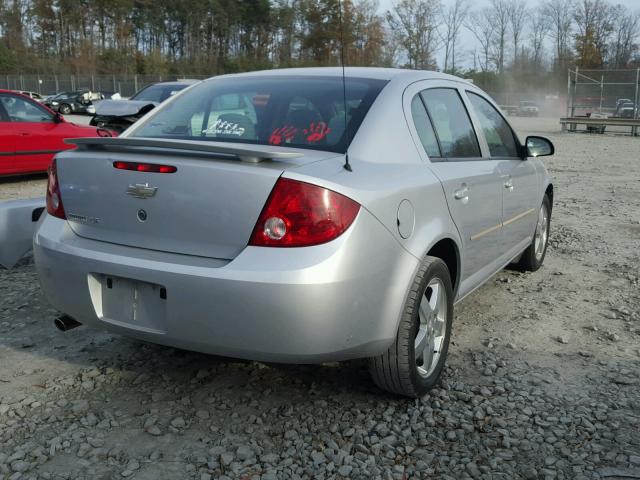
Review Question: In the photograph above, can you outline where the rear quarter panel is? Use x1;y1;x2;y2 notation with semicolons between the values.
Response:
288;75;462;280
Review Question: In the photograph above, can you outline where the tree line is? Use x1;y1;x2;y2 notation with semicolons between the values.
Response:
0;0;638;80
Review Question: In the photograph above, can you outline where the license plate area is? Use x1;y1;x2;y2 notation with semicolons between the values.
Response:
88;273;167;334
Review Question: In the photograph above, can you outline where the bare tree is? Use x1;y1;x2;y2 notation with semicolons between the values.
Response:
387;0;442;70
543;0;574;71
573;0;615;67
607;5;640;68
507;0;528;68
488;0;510;73
466;8;494;72
441;0;470;74
529;7;549;69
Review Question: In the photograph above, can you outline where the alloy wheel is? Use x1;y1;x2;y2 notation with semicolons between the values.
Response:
534;203;549;261
415;278;448;378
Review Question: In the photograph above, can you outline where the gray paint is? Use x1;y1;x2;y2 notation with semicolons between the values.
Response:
32;67;553;363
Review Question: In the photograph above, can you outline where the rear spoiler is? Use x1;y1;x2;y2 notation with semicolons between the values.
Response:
65;137;304;163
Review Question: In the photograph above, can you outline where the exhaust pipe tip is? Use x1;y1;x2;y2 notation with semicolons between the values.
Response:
54;315;82;332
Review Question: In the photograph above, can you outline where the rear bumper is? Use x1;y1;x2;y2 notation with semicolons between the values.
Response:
34;211;419;363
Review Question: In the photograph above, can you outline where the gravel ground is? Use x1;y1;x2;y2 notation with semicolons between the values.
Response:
0;117;639;480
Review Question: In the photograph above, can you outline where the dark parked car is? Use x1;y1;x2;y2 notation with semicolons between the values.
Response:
614;98;636;118
44;90;102;115
517;101;539;117
90;80;198;133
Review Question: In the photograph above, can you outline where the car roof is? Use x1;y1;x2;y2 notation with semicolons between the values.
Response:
147;80;200;87
208;67;469;85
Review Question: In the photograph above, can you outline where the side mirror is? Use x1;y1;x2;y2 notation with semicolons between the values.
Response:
53;112;64;123
525;136;554;158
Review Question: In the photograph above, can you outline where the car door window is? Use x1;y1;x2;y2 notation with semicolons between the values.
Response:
411;95;441;158
420;88;481;159
467;92;519;158
0;95;52;123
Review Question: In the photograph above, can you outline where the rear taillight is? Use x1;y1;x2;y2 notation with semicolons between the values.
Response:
46;158;66;219
249;178;360;247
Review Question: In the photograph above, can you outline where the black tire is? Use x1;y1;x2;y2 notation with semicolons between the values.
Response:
369;256;453;397
515;195;551;271
59;104;72;115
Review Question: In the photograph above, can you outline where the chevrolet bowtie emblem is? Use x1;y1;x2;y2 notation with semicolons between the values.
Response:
126;183;158;199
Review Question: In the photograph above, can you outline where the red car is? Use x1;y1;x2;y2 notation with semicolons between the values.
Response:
0;90;113;176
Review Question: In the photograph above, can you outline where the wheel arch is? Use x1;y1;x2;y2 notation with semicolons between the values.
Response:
424;236;461;298
545;182;554;212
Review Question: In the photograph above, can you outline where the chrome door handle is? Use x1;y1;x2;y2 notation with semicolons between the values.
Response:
504;179;514;191
453;186;469;201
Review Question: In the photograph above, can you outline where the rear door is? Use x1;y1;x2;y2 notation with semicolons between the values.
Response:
407;83;503;288
1;93;66;173
0;98;15;174
465;91;539;253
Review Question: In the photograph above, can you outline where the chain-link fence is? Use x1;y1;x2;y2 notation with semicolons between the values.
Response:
568;68;640;118
0;74;210;97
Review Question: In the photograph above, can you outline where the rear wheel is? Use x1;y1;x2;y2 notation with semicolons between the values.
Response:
59;104;72;115
369;257;453;397
515;195;551;271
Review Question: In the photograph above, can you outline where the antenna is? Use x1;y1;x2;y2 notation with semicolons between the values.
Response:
337;0;352;172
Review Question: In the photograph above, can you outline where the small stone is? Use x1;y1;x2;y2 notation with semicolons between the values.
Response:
556;336;569;344
220;453;234;466
236;445;254;461
338;465;353;476
261;453;279;463
170;417;186;428
11;460;30;473
145;425;161;436
71;400;89;414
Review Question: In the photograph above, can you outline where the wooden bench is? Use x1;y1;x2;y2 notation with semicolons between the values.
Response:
560;117;640;136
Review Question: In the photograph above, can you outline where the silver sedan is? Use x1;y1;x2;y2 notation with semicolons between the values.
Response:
34;68;554;397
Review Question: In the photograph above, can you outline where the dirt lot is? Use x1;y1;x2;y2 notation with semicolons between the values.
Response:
0;117;639;480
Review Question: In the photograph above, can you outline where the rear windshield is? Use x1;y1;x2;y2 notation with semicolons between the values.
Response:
132;84;188;102
130;76;388;153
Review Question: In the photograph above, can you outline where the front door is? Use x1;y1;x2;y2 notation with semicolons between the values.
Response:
465;92;539;254
1;93;63;173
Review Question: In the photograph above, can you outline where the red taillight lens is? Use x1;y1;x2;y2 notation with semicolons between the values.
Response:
113;161;177;173
249;178;360;247
46;158;66;219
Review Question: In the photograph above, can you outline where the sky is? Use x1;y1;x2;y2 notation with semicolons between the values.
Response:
378;0;640;70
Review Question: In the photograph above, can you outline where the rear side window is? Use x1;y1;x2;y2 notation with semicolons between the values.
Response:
420;88;481;158
468;92;519;158
133;85;186;103
411;95;440;158
132;76;388;153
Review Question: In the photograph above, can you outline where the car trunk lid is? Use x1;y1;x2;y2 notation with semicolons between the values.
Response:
57;140;338;260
